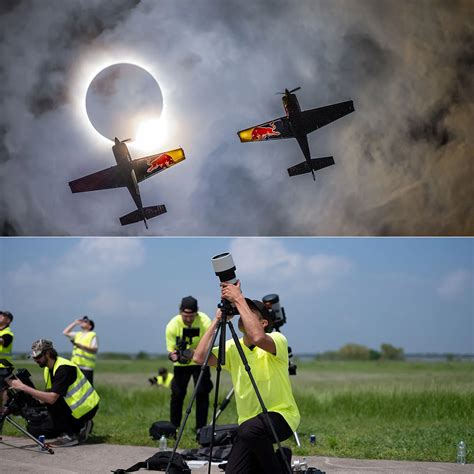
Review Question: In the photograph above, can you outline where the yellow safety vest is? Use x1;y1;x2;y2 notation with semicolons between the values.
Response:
156;373;174;388
0;326;14;368
71;331;97;370
44;357;100;419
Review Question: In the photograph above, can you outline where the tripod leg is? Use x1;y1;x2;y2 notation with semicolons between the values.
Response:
4;415;54;454
226;320;292;474
206;312;228;474
215;387;234;421
166;319;224;474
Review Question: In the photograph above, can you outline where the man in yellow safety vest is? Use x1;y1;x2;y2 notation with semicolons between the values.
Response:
0;310;14;370
0;310;14;428
7;339;100;447
63;316;98;384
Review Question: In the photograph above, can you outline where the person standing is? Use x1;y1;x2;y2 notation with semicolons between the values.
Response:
0;310;14;369
166;296;213;431
63;316;98;384
0;310;14;421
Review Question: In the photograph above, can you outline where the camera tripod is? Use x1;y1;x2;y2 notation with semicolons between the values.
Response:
166;300;292;474
0;410;54;454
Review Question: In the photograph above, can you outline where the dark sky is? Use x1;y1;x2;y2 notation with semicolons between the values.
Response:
1;0;472;236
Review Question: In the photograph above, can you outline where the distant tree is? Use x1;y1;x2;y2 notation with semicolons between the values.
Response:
338;343;370;360
380;343;404;360
316;351;340;361
136;351;150;360
369;349;381;360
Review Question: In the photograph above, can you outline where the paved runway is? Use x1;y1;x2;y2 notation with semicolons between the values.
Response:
0;435;470;473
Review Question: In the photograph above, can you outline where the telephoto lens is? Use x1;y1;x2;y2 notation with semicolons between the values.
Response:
212;253;238;284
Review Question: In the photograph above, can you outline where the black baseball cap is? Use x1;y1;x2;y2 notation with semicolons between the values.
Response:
245;298;273;332
180;296;198;312
0;310;13;322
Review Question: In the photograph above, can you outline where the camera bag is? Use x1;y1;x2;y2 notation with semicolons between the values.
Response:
149;420;177;440
181;444;233;462
112;450;190;473
198;423;238;447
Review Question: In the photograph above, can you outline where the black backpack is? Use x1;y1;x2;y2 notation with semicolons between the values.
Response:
197;423;238;447
112;450;190;473
149;421;177;440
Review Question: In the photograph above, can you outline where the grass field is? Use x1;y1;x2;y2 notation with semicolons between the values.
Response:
3;358;473;463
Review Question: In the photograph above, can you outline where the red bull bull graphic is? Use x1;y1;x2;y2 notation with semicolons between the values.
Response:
146;153;174;174
251;122;281;141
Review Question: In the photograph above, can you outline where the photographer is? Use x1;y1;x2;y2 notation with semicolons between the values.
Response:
7;339;99;447
193;282;300;474
166;296;213;431
149;367;173;388
0;311;14;370
63;316;98;384
0;310;14;426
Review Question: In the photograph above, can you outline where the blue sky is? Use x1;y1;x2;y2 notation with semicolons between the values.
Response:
1;237;472;355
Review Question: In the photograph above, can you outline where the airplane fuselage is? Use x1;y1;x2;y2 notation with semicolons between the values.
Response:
282;91;312;167
112;139;145;223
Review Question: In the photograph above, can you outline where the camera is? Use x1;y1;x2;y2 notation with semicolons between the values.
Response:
211;252;238;284
212;252;240;316
175;327;200;364
262;294;287;331
261;295;297;376
0;367;46;420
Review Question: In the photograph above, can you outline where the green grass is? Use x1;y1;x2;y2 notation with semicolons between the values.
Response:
3;358;473;463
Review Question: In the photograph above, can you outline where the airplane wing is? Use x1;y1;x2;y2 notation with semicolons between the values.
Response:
301;100;354;135
69;165;127;193
238;117;293;142
133;148;186;184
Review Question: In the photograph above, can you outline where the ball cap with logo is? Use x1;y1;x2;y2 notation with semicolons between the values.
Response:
30;339;54;358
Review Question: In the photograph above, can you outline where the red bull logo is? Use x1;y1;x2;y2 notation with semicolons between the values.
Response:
251;122;280;141
146;153;174;173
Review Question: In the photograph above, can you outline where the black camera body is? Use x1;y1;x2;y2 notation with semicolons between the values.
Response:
0;367;45;420
175;327;200;364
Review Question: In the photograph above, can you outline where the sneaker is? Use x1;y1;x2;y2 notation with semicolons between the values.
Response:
50;433;79;447
78;420;93;443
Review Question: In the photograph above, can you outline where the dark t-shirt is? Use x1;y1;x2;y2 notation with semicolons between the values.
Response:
1;333;13;346
46;364;77;396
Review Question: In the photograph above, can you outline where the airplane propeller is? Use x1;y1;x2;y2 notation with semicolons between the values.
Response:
114;137;132;144
276;86;301;95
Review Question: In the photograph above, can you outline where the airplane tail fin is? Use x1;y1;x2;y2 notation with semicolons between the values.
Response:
287;156;335;177
119;205;167;226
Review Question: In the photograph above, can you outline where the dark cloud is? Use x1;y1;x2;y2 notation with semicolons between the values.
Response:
0;0;472;235
25;0;141;117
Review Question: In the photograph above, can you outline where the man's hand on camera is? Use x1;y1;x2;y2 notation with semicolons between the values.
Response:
168;351;179;362
221;280;244;304
7;378;25;391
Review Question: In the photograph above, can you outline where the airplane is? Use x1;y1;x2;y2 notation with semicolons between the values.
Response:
69;138;185;228
237;87;354;181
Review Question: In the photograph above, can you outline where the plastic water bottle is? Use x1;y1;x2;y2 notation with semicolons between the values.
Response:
310;434;316;446
457;440;466;465
38;434;46;451
159;434;167;451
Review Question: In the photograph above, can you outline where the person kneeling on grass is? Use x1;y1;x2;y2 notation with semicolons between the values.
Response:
193;281;300;474
7;339;99;447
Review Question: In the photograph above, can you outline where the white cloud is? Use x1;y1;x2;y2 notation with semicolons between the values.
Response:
229;238;353;293
8;238;145;305
437;269;472;298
